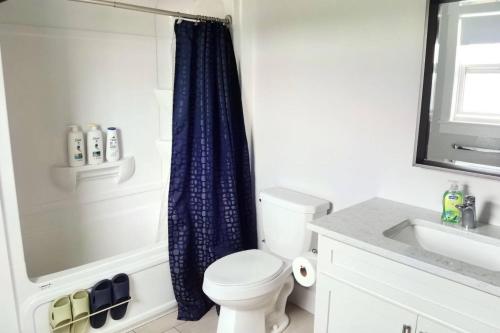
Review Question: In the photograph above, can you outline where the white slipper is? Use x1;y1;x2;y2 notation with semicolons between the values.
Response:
70;290;90;333
49;296;72;333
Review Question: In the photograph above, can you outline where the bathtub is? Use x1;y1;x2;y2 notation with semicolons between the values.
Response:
8;189;177;333
20;240;175;333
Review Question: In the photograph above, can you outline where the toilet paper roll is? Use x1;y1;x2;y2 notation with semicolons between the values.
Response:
292;251;317;287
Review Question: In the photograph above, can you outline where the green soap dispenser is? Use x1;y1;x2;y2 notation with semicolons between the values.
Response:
441;182;464;224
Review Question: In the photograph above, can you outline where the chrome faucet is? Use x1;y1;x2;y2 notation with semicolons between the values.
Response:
456;196;477;230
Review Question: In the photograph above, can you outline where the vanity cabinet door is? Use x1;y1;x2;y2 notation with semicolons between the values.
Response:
315;273;418;333
416;316;460;333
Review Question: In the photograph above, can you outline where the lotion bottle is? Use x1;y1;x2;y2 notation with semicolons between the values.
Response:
86;124;104;165
105;127;120;162
67;125;85;167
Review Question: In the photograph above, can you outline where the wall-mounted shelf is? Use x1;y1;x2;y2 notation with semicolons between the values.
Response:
51;157;135;191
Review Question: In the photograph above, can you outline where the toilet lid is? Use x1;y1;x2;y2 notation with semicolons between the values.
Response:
205;250;284;287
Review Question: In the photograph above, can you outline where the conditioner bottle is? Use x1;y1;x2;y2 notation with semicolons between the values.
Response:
105;127;120;162
87;124;104;165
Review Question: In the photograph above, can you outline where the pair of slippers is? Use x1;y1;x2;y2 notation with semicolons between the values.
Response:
90;273;131;329
49;290;89;333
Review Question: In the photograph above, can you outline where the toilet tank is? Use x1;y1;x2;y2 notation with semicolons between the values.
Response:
259;188;330;260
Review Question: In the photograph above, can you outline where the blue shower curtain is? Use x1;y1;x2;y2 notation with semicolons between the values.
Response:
168;21;257;321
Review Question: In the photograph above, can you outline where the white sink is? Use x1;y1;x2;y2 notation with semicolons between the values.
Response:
384;219;500;271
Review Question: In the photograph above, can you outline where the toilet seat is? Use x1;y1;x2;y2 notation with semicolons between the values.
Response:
203;250;292;302
205;250;284;287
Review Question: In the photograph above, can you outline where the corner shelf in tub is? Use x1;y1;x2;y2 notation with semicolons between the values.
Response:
51;157;135;191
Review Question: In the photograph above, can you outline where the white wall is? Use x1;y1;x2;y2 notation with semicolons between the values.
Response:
240;0;500;228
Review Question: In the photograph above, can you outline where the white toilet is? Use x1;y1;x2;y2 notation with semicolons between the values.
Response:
202;188;330;333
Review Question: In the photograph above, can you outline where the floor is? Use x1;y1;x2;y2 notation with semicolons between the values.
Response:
128;303;313;333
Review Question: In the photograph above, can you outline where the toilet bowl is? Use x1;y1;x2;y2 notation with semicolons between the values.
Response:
203;249;294;333
202;188;330;333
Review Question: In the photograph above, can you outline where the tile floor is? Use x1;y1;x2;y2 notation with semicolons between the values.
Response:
128;303;313;333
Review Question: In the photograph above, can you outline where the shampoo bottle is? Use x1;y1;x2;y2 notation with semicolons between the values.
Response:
441;182;464;224
105;127;120;162
86;124;104;165
67;125;85;167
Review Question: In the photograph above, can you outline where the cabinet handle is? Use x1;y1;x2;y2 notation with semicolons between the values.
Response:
402;325;412;333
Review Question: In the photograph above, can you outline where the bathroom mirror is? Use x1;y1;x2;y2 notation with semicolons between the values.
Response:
415;0;500;178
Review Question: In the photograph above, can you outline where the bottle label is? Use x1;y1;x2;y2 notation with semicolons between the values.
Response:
89;136;102;161
73;138;83;161
109;137;118;149
442;191;464;224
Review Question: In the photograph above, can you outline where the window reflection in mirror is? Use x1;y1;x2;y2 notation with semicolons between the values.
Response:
416;0;500;178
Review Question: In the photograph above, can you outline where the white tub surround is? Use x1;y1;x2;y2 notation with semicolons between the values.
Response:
310;198;500;333
0;1;232;332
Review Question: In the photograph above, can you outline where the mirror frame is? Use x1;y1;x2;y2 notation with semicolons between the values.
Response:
414;0;500;180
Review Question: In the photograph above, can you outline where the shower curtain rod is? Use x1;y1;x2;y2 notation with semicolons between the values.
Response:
67;0;232;24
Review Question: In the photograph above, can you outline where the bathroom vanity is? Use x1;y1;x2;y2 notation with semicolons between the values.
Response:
309;199;500;333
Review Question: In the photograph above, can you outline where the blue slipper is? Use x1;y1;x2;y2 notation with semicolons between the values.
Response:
90;279;112;328
110;273;130;320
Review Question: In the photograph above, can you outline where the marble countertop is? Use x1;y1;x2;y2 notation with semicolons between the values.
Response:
308;198;500;297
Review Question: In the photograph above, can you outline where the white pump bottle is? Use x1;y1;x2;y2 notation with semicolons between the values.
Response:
67;125;85;167
86;124;104;165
